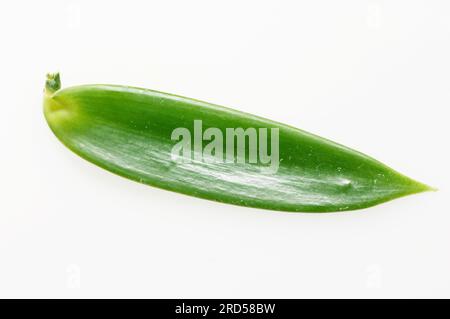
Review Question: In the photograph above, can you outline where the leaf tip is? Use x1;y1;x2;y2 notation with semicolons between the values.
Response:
406;178;437;195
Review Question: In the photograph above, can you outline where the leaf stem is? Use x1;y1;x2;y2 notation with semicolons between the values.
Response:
45;72;61;95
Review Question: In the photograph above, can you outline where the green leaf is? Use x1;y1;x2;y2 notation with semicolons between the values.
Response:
43;73;433;212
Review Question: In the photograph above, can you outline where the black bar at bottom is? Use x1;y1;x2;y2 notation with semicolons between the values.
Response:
0;299;448;317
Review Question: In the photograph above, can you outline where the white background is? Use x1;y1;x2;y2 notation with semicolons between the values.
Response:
0;0;449;298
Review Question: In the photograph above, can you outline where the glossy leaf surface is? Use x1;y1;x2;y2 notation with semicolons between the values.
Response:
43;74;431;212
